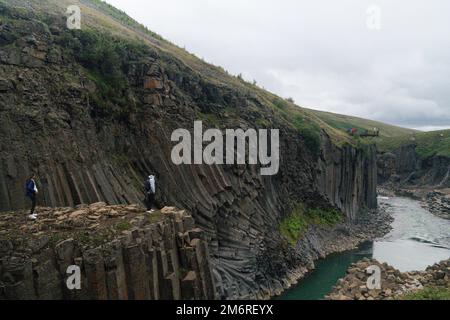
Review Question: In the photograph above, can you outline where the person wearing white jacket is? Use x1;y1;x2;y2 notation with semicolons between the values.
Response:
144;175;156;212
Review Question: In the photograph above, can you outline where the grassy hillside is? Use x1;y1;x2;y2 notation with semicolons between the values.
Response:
308;109;418;138
4;0;414;150
377;130;450;159
307;110;449;160
36;0;355;147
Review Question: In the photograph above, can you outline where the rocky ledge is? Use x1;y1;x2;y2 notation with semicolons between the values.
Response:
425;190;450;220
0;204;216;300
327;258;450;300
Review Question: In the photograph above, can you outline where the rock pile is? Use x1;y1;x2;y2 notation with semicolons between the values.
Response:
0;204;217;300
0;203;146;239
327;258;450;300
426;191;450;219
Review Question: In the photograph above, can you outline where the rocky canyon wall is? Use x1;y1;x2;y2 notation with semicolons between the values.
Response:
377;144;450;187
317;135;377;221
0;5;379;299
0;205;217;300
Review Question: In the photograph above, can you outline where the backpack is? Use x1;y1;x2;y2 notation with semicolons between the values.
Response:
25;179;35;197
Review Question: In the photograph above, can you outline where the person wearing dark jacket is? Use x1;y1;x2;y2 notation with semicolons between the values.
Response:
25;173;38;220
144;175;156;212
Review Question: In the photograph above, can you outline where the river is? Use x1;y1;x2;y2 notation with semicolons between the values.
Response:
277;196;450;300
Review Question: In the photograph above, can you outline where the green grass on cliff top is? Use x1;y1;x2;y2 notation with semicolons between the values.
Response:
377;129;450;159
309;109;418;138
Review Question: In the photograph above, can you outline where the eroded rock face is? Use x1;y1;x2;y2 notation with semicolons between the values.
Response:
318;136;377;221
0;205;216;300
377;144;450;187
0;4;378;299
425;191;450;219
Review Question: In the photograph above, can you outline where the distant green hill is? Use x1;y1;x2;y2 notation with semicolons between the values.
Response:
377;130;450;159
307;110;450;159
307;109;418;138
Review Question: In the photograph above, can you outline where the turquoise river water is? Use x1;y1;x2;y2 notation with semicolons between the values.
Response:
277;197;450;300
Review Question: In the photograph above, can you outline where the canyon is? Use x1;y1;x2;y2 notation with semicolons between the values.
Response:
0;0;416;300
377;142;450;220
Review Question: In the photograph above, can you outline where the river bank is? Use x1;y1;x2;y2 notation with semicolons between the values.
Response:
272;205;393;299
277;196;450;300
378;185;450;220
326;258;450;300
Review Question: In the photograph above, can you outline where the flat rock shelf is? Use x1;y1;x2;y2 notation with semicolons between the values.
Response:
0;204;217;300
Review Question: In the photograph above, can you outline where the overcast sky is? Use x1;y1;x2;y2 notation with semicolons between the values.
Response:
105;0;450;131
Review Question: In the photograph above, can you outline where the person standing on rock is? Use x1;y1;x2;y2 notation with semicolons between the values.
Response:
25;173;38;220
144;175;156;212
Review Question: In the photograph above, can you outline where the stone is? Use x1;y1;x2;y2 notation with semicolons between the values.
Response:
143;78;163;90
181;271;199;300
161;207;177;214
182;216;195;231
55;238;75;272
123;244;151;300
69;209;87;219
0;78;12;92
0;239;13;255
83;248;108;300
89;202;107;210
187;228;204;240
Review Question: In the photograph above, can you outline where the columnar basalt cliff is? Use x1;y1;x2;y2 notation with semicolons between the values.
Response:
0;1;380;299
378;144;450;187
0;205;217;300
318;136;377;221
377;143;450;219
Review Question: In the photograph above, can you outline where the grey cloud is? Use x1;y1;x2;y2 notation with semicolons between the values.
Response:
105;0;450;131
